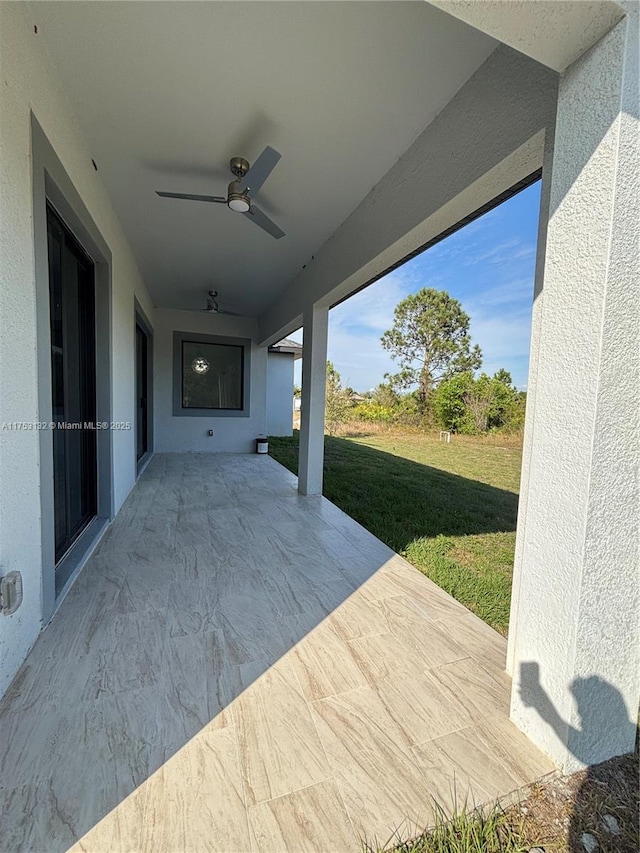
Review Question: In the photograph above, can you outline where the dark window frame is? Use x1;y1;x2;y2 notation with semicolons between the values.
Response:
47;202;98;565
135;301;154;473
181;340;244;411
172;331;252;418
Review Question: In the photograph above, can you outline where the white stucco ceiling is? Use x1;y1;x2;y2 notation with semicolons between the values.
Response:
28;1;496;316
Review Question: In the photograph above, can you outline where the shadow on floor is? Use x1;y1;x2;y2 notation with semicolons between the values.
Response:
0;452;534;852
0;453;438;850
269;433;519;552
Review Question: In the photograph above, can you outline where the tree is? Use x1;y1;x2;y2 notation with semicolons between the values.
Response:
463;373;493;433
433;368;525;434
432;372;475;433
381;288;482;411
373;379;400;408
324;361;351;436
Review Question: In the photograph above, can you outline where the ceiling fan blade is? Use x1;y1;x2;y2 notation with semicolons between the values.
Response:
243;146;281;195
156;191;226;203
243;204;285;239
218;308;242;316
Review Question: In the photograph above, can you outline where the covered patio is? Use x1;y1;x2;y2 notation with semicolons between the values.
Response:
1;453;553;852
1;3;638;849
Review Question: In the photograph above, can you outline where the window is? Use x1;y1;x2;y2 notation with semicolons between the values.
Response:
173;332;251;417
182;340;243;410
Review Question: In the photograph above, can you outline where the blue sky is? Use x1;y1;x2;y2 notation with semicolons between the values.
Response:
294;180;541;392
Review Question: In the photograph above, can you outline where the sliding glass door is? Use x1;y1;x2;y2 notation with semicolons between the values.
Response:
47;203;98;564
136;321;149;463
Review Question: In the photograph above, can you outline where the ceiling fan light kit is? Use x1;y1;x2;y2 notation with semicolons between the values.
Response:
156;147;284;238
227;184;251;213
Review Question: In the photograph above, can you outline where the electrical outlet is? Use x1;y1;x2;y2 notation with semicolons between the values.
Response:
0;571;23;615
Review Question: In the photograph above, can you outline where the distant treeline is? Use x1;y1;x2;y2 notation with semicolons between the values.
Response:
345;370;526;435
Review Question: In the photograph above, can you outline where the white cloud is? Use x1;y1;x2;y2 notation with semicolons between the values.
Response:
327;272;413;390
330;268;414;335
327;326;395;391
463;279;534;311
293;183;541;393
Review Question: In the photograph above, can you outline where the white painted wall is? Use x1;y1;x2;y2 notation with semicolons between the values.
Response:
153;308;268;453
0;3;154;696
266;354;295;437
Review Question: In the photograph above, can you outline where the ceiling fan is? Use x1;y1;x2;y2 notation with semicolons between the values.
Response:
156;146;285;239
202;290;241;317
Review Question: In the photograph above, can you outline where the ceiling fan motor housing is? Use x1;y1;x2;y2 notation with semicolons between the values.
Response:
228;158;251;211
229;157;250;180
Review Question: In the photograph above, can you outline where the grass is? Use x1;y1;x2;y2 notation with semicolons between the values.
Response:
360;748;639;852
361;801;529;853
269;427;522;635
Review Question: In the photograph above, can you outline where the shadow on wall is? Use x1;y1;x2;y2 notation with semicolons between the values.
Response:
520;662;639;851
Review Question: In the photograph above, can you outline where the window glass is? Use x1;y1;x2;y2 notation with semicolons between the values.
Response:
182;341;243;410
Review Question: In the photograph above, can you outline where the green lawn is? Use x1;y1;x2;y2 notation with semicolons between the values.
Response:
269;430;523;635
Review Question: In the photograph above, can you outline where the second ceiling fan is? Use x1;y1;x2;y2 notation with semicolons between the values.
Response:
156;146;285;239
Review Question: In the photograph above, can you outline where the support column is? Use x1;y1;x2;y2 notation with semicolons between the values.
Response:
510;5;639;773
298;305;328;496
507;121;556;677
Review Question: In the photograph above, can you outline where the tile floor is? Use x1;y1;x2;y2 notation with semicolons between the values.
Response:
0;453;554;852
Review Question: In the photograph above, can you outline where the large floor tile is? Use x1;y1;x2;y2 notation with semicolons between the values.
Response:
471;713;556;785
311;686;434;843
68;785;148;853
327;589;390;641
374;669;472;747
81;610;166;701
422;656;510;717
1;783;79;853
2;730;150;853
140;727;251;853
0;700;85;789
160;629;236;733
383;556;470;621
348;629;438;685
232;658;331;805
381;595;469;669
411;725;522;812
435;610;507;674
288;619;369;701
248;780;357;853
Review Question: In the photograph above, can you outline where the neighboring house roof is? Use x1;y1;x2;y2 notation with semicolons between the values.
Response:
269;338;303;360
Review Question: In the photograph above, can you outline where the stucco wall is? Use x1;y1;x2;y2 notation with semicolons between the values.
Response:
153;309;268;453
0;4;154;696
266;353;295;437
509;4;640;771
